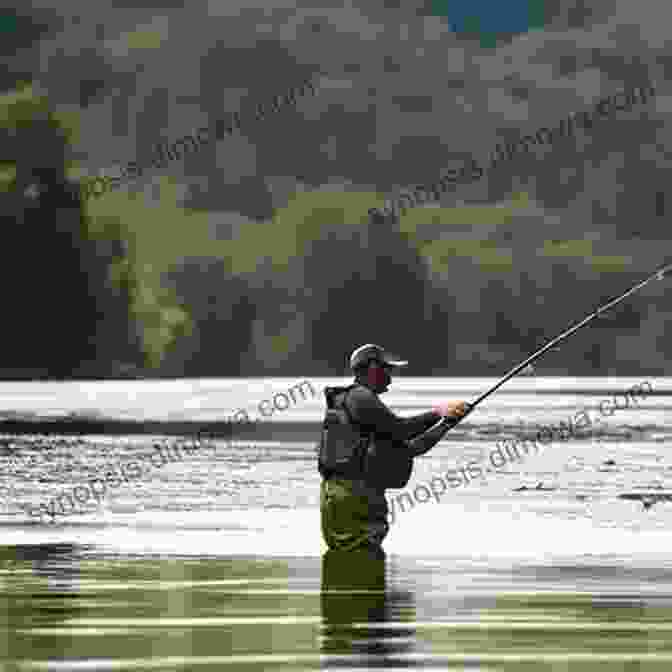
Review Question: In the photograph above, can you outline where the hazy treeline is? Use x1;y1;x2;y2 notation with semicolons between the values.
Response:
1;2;670;379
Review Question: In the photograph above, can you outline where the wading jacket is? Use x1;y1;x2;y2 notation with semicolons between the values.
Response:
330;381;452;491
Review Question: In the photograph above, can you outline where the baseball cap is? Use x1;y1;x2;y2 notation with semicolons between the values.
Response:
349;344;408;371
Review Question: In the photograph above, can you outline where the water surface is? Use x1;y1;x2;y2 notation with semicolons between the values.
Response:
1;377;671;670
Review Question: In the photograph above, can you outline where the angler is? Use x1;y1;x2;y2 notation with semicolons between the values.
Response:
317;262;672;552
317;343;467;553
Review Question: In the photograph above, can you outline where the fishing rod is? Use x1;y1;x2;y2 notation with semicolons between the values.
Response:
460;260;672;419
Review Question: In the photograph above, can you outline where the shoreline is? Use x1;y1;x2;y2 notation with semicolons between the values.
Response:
0;418;246;437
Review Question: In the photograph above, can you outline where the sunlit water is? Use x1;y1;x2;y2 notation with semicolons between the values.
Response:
1;377;672;670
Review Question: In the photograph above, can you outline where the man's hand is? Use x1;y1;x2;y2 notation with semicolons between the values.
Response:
433;400;469;419
409;400;471;456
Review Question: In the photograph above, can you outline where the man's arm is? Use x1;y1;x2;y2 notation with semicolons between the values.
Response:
346;385;441;441
406;417;459;457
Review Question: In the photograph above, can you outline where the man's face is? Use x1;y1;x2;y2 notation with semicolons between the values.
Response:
367;362;394;393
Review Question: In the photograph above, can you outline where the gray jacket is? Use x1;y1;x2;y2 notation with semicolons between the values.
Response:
340;382;457;489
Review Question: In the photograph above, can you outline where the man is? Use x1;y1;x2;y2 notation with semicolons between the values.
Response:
319;343;468;552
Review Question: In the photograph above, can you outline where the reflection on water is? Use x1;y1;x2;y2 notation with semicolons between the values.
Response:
3;545;672;670
320;547;416;665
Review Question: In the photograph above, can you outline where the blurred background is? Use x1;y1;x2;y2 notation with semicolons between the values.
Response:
0;0;670;382
4;4;672;671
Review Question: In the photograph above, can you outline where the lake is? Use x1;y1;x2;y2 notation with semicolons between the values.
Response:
1;376;672;670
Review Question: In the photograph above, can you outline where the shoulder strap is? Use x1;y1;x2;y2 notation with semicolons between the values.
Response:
340;384;364;423
340;387;356;424
341;386;372;440
341;386;370;476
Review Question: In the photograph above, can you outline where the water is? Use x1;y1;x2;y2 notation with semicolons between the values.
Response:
1;376;672;670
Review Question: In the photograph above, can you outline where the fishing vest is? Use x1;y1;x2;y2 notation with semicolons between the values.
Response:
317;385;368;481
317;385;413;489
